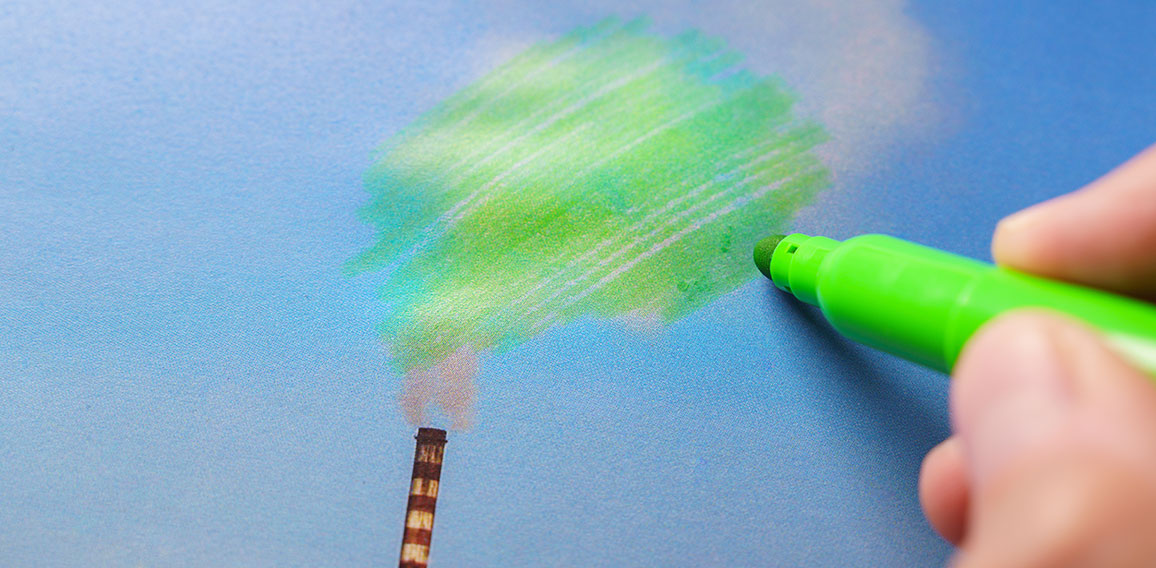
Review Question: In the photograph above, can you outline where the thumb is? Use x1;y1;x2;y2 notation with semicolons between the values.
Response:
951;311;1156;568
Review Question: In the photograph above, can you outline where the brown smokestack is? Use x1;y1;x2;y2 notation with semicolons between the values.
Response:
399;427;447;568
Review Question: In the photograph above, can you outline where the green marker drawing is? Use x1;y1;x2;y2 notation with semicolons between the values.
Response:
348;18;830;427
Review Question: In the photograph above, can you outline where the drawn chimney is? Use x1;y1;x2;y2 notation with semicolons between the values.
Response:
399;427;447;568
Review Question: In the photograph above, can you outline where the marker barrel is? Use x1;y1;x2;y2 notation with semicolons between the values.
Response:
766;233;1156;374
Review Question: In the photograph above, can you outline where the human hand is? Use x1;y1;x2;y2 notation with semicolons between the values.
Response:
919;144;1156;566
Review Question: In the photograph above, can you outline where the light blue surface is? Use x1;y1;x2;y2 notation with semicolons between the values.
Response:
2;1;1154;565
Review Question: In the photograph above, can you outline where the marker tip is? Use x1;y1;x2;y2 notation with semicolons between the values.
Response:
753;234;784;280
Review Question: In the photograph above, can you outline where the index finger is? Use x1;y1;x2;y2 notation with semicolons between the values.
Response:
993;144;1156;299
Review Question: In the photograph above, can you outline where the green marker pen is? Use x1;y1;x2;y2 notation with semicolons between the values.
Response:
753;233;1156;375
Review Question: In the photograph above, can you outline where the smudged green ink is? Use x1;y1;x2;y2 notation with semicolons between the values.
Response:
349;18;829;372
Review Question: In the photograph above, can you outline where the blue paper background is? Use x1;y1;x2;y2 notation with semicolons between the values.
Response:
2;1;1153;565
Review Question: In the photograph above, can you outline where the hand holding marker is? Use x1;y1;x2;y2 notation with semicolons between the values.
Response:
756;144;1156;563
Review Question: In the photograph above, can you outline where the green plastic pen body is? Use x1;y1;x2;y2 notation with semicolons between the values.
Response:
756;233;1156;375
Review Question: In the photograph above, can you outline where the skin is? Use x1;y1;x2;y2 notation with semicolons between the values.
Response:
919;144;1156;567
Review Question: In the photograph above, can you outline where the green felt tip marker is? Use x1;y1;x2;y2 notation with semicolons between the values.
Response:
753;233;1156;375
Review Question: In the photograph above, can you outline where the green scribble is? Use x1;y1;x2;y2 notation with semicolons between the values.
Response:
349;18;830;371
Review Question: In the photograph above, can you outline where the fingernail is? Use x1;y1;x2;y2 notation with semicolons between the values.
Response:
995;206;1040;236
992;204;1047;260
954;314;1074;486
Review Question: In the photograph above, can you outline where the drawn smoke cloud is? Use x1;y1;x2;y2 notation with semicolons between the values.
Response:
353;19;829;429
352;3;938;429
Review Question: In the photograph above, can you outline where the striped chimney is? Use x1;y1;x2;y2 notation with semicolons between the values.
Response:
399;427;447;568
